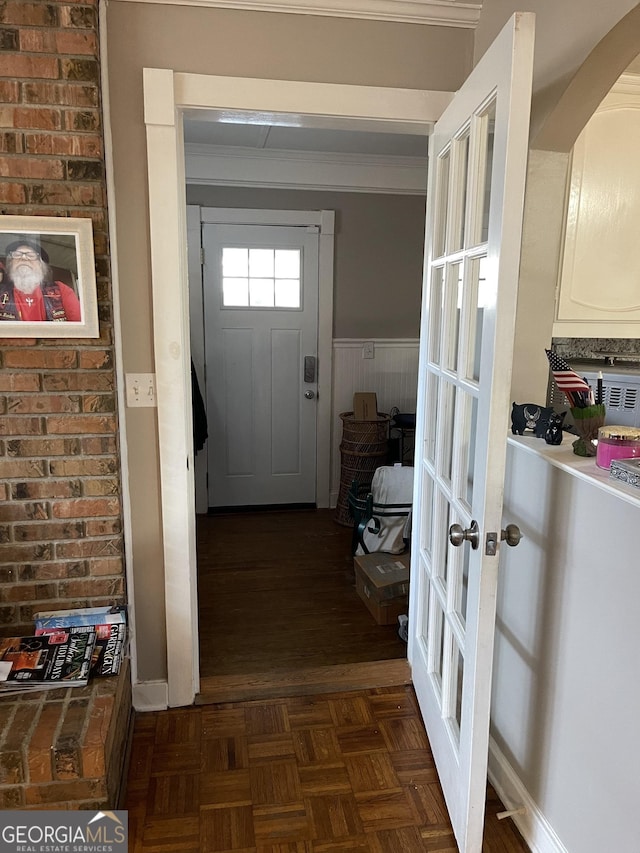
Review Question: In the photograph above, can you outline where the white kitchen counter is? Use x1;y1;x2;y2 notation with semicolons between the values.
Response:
507;433;640;509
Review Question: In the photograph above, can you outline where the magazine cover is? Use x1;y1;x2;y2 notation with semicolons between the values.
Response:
33;605;127;629
0;631;96;692
34;606;127;677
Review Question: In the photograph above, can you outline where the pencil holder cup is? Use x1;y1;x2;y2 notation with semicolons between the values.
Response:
570;404;605;457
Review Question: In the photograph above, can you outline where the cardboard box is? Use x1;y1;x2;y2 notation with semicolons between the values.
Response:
353;392;378;420
354;552;410;625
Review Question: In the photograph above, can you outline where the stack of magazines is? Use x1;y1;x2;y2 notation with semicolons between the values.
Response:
0;631;96;694
34;605;127;678
0;605;127;695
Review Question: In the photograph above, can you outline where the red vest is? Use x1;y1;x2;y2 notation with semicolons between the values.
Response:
0;282;68;322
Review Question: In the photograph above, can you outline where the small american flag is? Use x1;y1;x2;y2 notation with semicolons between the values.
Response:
545;349;591;406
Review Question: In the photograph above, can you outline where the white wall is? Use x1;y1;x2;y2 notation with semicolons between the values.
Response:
331;339;419;504
490;440;640;853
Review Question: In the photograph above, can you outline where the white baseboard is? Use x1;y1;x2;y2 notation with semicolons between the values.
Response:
488;737;569;853
133;680;169;711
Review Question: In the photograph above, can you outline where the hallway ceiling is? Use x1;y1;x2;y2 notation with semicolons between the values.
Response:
182;117;429;159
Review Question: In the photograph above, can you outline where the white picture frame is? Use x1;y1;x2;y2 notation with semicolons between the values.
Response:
0;215;99;338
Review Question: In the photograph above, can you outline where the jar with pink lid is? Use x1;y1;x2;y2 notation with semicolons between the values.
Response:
595;425;640;469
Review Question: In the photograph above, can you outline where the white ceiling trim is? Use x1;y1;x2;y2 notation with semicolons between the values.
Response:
184;142;428;193
115;0;481;28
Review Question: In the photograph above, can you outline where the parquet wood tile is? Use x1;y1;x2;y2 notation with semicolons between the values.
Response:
125;686;530;852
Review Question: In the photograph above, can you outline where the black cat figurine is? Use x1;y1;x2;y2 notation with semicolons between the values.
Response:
544;410;566;445
511;403;554;436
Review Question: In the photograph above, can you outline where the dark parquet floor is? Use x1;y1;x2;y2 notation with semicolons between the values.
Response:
126;685;529;852
124;509;529;851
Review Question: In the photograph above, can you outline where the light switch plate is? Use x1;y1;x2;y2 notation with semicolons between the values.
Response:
363;341;375;359
126;373;157;407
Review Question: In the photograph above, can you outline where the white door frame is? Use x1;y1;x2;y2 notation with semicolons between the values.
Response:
143;69;452;707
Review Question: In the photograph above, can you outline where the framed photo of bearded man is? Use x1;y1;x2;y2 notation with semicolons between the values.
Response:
0;215;98;338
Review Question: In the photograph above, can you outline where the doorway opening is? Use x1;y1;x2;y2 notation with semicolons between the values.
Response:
183;116;428;700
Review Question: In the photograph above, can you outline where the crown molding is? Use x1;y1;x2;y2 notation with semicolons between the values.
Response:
114;0;481;28
184;143;428;193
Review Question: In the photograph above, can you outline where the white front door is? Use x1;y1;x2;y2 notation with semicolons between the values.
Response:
408;13;534;852
203;222;319;508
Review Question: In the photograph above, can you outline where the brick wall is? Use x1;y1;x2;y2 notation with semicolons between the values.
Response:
0;0;125;635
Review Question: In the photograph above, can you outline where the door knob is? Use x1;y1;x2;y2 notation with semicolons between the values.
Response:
449;520;480;550
501;524;522;547
304;390;315;399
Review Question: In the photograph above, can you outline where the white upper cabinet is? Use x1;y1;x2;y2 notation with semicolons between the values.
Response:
554;74;640;337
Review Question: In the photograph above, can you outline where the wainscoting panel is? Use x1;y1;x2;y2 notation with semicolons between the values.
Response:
330;339;419;504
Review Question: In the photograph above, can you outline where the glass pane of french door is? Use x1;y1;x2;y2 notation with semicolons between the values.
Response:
416;96;497;746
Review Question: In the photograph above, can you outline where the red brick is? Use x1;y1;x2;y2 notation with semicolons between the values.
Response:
79;350;112;370
0;131;23;154
59;578;123;598
85;518;121;537
3;704;37;754
18;561;86;581
19;28;56;52
0;604;19;623
0;182;26;204
43;372;114;392
0;543;53;563
54;697;90;779
0;750;24;784
88;558;123;577
81;695;111;778
0;502;48;522
82;394;115;414
0;458;46;478
52;497;120;519
60;5;97;28
25;132;102;157
47;414;115;435
81;437;117;455
9;107;63;131
0;787;24;808
27;181;104;207
55;30;98;55
61;58;99;84
28;702;65;783
7;394;80;414
0;156;65;180
0;583;58;603
0;416;42;436
6;437;81;457
0;81;19;102
25;777;106;805
64;107;100;132
54;539;121;560
0;2;59;26
82;474;119;492
11;480;81;500
23;81;98;108
0;373;41;392
48;458;117;476
3;350;76;370
13;521;84;541
0;55;58;79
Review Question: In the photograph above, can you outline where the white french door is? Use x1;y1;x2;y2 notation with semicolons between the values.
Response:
203;222;319;508
408;13;534;852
